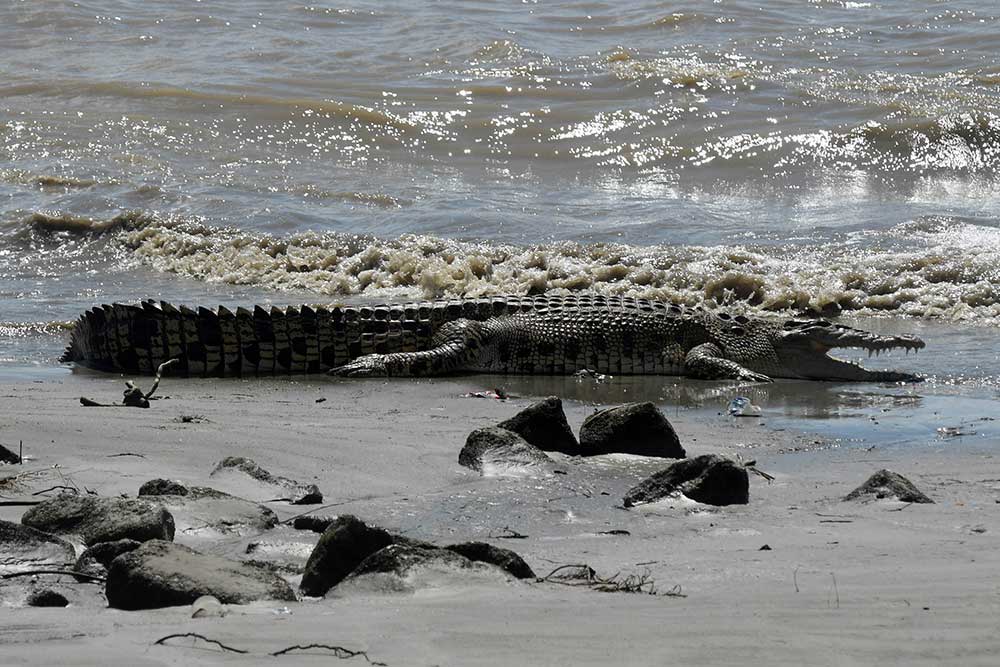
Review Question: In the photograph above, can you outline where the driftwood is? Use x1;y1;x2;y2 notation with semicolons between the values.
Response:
31;485;79;496
489;526;529;539
154;633;247;654
537;563;685;597
271;644;387;664
736;454;775;482
80;359;178;408
152;634;387;664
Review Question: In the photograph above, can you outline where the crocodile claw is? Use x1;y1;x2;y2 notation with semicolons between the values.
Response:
738;369;774;383
328;355;389;378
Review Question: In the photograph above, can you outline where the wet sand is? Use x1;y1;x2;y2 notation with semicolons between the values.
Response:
1;373;999;665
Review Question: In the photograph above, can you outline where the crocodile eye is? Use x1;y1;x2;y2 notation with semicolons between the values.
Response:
718;313;731;321
734;315;749;324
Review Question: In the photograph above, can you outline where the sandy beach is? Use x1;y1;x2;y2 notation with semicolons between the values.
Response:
3;1;1000;664
2;371;998;666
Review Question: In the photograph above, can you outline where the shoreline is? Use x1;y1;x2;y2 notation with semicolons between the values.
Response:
2;374;999;665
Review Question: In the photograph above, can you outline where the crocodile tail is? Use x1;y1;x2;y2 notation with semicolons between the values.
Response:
60;294;568;376
59;304;129;372
58;338;79;363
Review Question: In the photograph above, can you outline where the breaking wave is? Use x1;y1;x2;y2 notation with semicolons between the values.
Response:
18;211;998;325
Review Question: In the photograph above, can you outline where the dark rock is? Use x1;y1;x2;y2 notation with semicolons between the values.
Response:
26;588;69;607
299;515;394;597
349;544;470;578
20;496;174;546
138;479;189;497
210;456;323;505
152;486;277;539
74;539;141;579
579;402;685;458
497;396;578;455
844;469;934;504
624;454;749;507
0;442;20;464
292;515;336;533
337;544;517;595
338;544;516;596
105;540;296;610
0;519;76;574
459;427;552;475
445;542;535;579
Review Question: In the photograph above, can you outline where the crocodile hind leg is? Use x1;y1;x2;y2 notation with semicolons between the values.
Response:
329;319;485;377
684;343;773;383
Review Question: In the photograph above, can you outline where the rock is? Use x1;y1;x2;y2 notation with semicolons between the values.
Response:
299;515;394;597
844;470;934;504
241;527;318;575
105;540;296;610
579;402;685;458
26;588;69;607
445;542;535;579
152;486;277;541
459;427;552;476
337;544;514;595
292;515;336;533
20;496;174;546
496;396;578;455
0;519;76;574
138;479;189;496
210;456;323;505
350;544;470;577
624;454;749;507
0;442;20;464
74;539;141;579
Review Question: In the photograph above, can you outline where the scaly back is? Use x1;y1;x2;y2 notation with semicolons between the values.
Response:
61;294;701;377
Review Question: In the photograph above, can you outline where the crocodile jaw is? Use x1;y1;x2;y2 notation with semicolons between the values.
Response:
774;321;925;382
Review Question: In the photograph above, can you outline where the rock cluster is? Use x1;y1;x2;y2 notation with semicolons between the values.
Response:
0;457;342;611
461;398;754;508
459;398;687;477
299;515;535;598
2;469;535;611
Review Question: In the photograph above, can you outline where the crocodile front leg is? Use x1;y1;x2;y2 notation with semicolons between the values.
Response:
329;319;484;377
684;343;773;383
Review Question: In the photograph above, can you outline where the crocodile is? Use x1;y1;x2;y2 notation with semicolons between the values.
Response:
60;294;925;382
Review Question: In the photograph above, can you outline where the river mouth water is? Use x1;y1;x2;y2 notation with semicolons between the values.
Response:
1;1;998;444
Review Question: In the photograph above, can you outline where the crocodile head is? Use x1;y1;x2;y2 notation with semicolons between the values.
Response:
767;319;925;382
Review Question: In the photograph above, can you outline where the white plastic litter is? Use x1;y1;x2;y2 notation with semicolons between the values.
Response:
728;396;762;417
